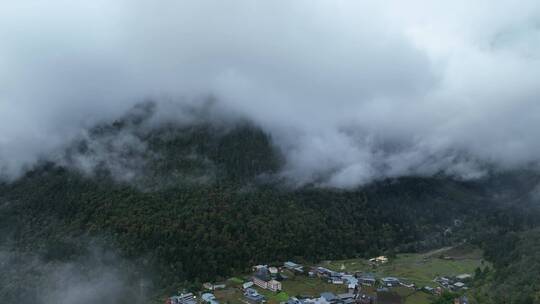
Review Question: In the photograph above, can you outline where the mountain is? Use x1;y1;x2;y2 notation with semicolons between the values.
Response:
1;110;540;303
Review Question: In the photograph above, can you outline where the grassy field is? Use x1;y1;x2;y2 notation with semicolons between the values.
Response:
323;245;486;304
280;276;346;298
214;272;349;304
324;245;486;287
213;288;244;304
214;245;485;304
402;290;435;304
214;278;434;304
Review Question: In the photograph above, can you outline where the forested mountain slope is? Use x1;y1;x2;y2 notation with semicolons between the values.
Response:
1;112;540;302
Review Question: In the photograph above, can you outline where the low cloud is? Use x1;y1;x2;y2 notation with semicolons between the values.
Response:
1;1;540;187
0;243;150;304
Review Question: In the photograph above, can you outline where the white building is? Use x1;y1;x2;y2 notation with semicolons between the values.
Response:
268;279;282;292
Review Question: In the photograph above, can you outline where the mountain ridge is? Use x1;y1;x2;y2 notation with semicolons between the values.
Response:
1;115;540;303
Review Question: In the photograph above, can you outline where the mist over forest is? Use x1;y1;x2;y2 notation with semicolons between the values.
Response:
1;1;540;304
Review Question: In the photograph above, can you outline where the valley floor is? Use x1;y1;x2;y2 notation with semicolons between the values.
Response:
184;245;486;304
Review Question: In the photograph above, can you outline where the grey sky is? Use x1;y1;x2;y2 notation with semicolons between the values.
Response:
1;1;539;186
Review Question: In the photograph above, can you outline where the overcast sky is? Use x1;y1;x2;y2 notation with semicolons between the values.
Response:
1;1;539;186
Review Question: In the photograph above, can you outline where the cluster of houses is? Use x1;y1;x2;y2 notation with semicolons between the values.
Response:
243;289;401;304
420;273;471;297
283;291;403;304
168;291;223;304
283;292;377;304
434;274;471;292
246;261;316;293
310;266;403;291
166;293;198;304
280;290;404;304
251;265;283;292
244;287;266;303
240;261;407;304
167;287;226;304
167;258;472;304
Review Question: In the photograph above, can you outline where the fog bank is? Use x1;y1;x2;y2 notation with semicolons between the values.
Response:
1;1;540;187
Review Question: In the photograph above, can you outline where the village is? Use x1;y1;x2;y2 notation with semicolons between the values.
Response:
166;247;482;304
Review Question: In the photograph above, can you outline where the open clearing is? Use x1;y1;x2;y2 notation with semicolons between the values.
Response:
214;246;485;304
325;245;486;287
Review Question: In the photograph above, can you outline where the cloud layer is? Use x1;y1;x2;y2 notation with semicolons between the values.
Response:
0;243;149;304
1;1;540;186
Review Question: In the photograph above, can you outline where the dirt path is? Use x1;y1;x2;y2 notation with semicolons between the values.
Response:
423;246;453;258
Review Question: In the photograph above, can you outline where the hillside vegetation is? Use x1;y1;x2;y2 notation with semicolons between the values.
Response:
1;111;540;303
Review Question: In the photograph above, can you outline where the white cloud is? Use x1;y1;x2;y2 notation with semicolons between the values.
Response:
1;0;539;186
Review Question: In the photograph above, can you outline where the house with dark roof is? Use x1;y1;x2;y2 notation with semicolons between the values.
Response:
316;267;332;277
244;288;266;303
253;266;271;289
167;293;197;304
381;277;400;287
422;286;435;294
337;293;355;304
201;293;219;304
284;261;304;273
359;273;376;286
252;266;282;291
320;292;340;304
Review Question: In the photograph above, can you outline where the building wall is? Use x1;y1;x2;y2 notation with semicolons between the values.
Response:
252;277;268;289
268;280;282;292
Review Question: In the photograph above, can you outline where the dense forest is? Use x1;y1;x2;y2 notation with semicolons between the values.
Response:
1;109;540;303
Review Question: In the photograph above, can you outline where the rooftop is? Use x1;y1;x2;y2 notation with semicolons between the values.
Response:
320;292;338;302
